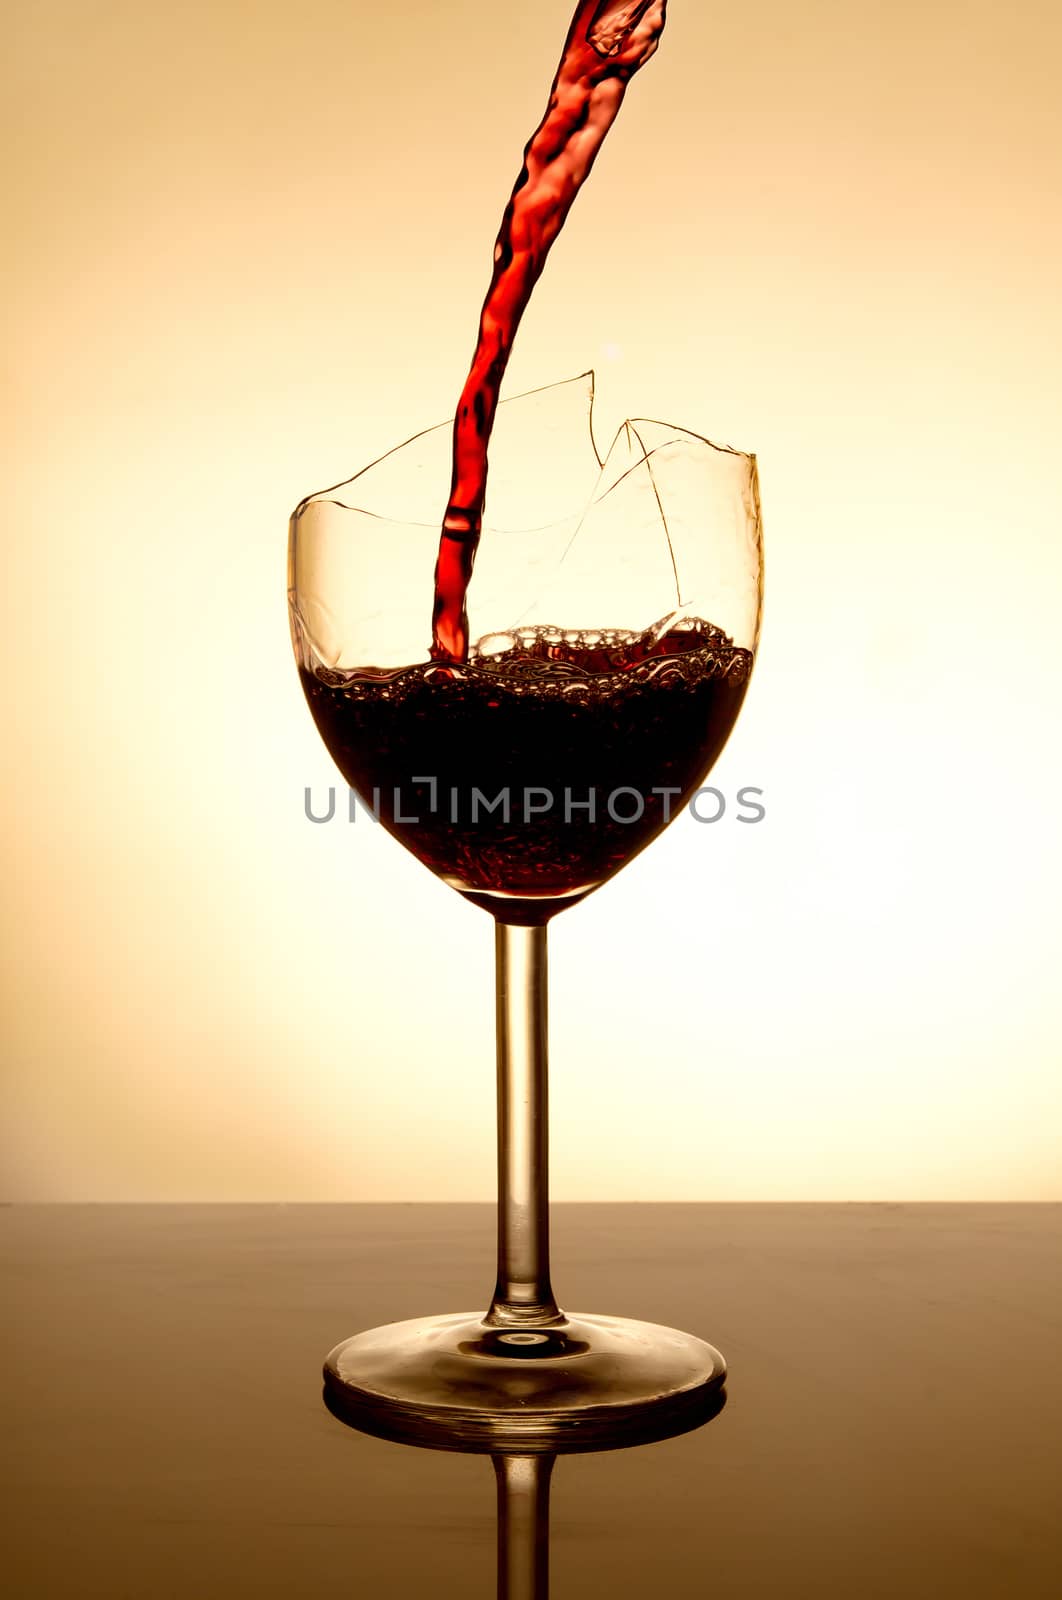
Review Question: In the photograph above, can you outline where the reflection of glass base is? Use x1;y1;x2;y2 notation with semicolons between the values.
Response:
323;1312;726;1452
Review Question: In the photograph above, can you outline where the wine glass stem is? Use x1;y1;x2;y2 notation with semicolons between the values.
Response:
486;921;563;1327
493;1453;554;1600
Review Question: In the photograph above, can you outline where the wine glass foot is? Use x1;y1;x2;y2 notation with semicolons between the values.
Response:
323;1311;727;1452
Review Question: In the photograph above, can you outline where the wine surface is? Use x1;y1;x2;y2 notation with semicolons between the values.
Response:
301;618;751;923
431;0;668;664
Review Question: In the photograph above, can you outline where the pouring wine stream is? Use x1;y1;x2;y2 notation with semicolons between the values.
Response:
431;0;667;664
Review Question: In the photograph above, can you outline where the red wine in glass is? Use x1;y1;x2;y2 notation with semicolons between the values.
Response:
301;617;751;923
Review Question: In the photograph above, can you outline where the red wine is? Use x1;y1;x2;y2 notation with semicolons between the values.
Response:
300;618;751;924
431;0;668;664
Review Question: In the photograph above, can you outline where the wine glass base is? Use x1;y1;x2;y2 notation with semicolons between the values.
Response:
323;1312;726;1452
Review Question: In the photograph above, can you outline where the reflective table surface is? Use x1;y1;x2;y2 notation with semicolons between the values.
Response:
3;1204;1061;1597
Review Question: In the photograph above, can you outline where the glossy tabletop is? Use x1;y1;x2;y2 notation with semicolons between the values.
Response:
2;1204;1060;1597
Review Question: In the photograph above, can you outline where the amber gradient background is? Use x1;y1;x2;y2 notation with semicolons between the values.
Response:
3;1;1060;1200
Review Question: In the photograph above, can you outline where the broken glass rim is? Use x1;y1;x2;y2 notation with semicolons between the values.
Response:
291;370;756;533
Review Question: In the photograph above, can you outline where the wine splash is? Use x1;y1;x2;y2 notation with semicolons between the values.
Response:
431;0;668;664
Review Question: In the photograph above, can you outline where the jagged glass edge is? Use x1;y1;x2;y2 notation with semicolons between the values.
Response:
289;372;756;532
291;372;600;528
